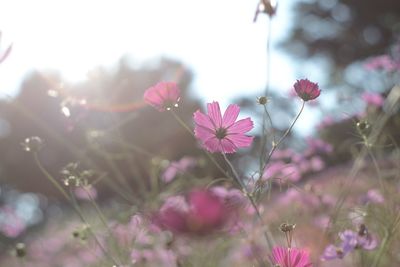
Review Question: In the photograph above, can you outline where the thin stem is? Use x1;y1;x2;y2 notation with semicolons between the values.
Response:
170;109;194;135
69;189;121;266
265;17;272;96
261;101;305;175
371;230;389;267
264;105;275;143
33;153;120;266
33;153;71;202
322;104;394;247
222;153;274;250
366;146;387;196
83;187;110;233
83;187;125;263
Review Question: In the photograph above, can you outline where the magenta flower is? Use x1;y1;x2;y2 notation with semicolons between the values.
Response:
270;246;313;267
293;79;321;101
154;188;236;235
143;81;180;111
193;101;254;153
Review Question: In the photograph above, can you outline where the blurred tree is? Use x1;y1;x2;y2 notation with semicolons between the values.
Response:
281;0;400;74
0;57;210;200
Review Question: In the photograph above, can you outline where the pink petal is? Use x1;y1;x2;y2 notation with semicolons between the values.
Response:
227;134;253;148
222;104;240;128
194;110;215;142
203;137;222;153
271;247;286;264
228;118;253;134
164;82;180;100
144;87;166;110
194;124;214;142
207;101;223;128
143;82;180;111
193;110;215;130
219;138;237;153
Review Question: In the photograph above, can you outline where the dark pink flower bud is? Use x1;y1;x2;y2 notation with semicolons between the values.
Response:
293;79;321;101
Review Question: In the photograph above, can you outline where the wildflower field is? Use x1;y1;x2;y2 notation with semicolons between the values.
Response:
0;1;400;267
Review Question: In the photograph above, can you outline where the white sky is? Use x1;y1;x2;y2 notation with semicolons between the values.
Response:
0;0;321;135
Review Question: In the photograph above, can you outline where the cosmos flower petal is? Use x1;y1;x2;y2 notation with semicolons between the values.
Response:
271;247;312;267
193;101;254;153
143;82;180;111
204;137;222;153
222;104;240;128
193;110;215;130
207;101;223;128
194;125;214;142
226;135;253;148
219;138;237;153
228;118;254;134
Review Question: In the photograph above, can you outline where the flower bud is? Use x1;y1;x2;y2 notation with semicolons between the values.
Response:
21;136;44;152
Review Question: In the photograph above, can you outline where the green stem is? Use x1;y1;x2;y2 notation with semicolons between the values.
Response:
33;153;120;266
261;101;305;176
33;153;71;202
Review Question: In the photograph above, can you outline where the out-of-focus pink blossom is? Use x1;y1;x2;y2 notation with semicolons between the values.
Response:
271;149;295;160
112;214;147;247
364;55;400;72
293;79;321;101
194;101;254;153
262;161;286;180
281;164;302;182
360;189;384;204
131;248;177;267
313;215;330;229
154;189;234;235
74;185;98;200
362;92;385;107
309;156;325;172
143;81;181;111
161;156;197;183
210;186;246;208
0;206;26;238
270;246;313;267
305;138;333;154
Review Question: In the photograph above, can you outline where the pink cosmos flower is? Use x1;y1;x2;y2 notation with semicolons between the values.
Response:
293;79;321;101
270;246;313;267
193;101;254;153
143;81;180;111
154;189;236;235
